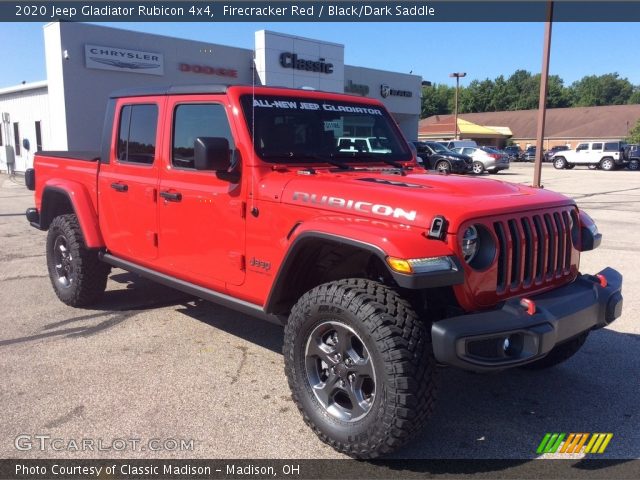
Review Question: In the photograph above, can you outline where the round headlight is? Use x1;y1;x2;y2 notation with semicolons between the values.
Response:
462;226;479;263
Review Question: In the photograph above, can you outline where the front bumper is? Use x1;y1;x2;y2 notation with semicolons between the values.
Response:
432;267;623;371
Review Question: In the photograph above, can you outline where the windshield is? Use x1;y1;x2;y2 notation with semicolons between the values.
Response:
241;95;411;163
425;142;450;153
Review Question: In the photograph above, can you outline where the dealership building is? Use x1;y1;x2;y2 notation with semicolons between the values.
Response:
0;22;422;173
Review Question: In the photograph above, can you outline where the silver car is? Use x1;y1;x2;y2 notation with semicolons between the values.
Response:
452;146;510;174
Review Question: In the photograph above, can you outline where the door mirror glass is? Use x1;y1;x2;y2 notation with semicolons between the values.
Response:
194;137;230;171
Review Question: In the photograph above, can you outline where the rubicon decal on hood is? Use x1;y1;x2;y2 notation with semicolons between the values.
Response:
292;192;417;221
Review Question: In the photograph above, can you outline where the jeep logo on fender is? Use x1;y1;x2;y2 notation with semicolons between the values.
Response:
292;192;417;221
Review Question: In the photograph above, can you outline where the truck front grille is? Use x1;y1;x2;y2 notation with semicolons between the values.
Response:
493;208;576;293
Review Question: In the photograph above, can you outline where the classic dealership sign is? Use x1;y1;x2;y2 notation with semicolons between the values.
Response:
85;44;164;76
279;52;334;74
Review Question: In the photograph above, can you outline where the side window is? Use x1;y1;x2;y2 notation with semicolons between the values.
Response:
117;104;158;165
603;142;619;152
463;148;474;155
591;143;603;151
13;123;21;156
172;104;234;169
576;143;588;151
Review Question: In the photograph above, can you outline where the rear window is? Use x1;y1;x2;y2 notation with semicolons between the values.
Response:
604;142;620;152
117;104;158;164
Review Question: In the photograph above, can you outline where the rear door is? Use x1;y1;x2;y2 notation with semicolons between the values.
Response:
157;97;246;287
589;142;604;163
99;100;163;261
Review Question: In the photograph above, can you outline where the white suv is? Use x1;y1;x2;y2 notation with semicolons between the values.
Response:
337;137;392;154
553;140;626;171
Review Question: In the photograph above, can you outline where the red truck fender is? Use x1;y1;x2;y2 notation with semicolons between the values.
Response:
39;180;105;248
264;216;463;315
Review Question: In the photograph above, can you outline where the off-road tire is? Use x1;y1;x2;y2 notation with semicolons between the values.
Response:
435;160;451;174
600;157;615;171
283;279;437;458
628;159;640;171
472;161;484;174
520;332;589;370
46;214;110;307
553;157;567;169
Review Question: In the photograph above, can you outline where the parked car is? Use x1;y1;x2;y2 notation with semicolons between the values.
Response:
552;140;627;171
441;139;477;150
412;141;472;174
452;146;510;174
523;146;537;162
504;145;523;161
623;144;640;171
544;145;570;162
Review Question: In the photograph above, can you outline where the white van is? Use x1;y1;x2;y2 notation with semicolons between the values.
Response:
441;140;477;150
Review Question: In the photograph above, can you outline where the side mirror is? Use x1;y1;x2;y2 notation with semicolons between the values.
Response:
22;138;30;151
194;137;230;171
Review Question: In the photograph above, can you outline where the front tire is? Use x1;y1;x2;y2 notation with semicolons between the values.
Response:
520;332;588;370
283;279;437;458
628;159;640;171
435;160;451;174
46;214;110;307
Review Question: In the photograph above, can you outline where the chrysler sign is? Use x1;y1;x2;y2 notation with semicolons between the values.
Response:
85;44;164;76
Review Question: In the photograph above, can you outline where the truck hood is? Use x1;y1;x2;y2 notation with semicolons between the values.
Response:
279;170;573;231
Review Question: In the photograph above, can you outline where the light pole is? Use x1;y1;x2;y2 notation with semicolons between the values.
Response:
449;72;466;140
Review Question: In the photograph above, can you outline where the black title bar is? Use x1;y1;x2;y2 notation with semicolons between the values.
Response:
2;459;640;480
2;1;640;22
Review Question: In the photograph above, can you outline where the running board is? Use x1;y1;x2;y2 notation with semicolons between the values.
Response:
100;253;285;326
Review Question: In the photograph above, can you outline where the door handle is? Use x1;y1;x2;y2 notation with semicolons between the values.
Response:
160;191;182;202
110;182;128;192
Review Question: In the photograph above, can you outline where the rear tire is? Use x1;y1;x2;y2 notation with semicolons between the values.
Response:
472;161;484;174
553;157;567;169
600;157;614;171
520;332;588;370
46;214;110;307
283;279;437;458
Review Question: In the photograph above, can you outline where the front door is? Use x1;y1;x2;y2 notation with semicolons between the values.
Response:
157;99;246;287
99;101;162;262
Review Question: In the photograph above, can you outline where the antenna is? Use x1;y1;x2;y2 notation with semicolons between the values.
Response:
250;49;257;214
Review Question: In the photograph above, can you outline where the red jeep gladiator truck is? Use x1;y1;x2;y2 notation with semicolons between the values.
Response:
25;85;623;458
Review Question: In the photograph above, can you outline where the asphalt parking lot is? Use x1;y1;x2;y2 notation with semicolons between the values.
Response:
0;162;638;460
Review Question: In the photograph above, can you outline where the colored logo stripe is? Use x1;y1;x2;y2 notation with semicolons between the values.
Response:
537;433;613;454
537;433;566;454
585;433;613;454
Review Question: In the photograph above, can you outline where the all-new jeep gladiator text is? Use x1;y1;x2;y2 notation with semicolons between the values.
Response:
25;85;623;458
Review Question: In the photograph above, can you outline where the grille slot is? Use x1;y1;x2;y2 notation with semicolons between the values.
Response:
493;208;574;294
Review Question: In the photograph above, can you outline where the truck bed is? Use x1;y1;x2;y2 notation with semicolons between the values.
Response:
37;151;100;161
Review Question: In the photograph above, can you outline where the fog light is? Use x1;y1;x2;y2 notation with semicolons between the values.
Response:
503;334;524;357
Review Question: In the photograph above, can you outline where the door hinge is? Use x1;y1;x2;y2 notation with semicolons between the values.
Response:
228;252;245;270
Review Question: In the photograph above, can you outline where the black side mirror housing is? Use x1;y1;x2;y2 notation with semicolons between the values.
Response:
194;137;230;171
22;138;31;151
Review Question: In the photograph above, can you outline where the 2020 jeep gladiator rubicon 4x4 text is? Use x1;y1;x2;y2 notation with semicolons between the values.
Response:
25;85;623;458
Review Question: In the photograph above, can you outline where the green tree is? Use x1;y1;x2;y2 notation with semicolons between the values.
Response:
570;73;634;106
420;83;455;118
627;118;640;144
